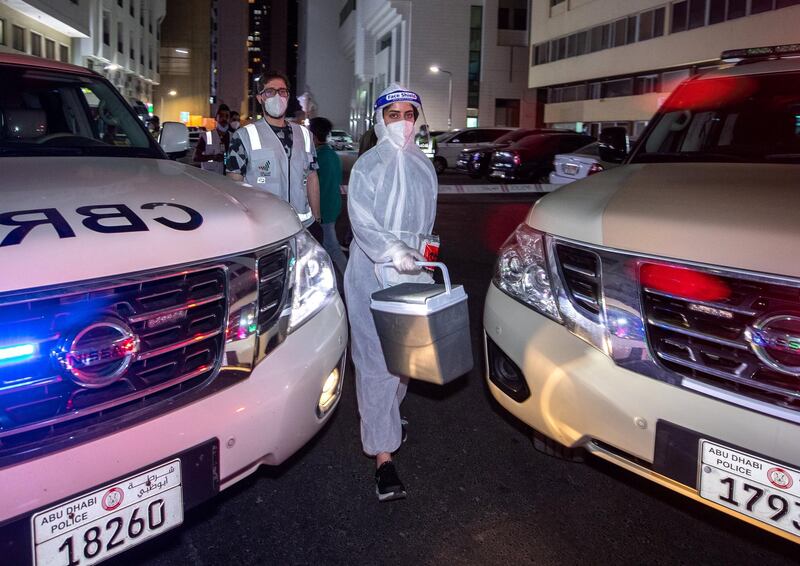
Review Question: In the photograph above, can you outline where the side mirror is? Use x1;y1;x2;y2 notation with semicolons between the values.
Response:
159;121;189;156
598;144;627;164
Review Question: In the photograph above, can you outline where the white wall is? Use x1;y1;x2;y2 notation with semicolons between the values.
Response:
529;2;800;88
298;0;353;130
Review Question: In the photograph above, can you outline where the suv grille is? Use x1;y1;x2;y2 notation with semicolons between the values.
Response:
556;244;602;316
642;268;800;411
0;267;227;455
257;248;289;332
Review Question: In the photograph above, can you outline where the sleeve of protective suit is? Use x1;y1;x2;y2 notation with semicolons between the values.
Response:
347;161;412;264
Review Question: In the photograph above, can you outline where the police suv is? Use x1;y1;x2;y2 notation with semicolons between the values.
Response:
0;54;348;564
484;44;800;543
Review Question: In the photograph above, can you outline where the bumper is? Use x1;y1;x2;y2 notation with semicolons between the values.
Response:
548;172;577;185
1;296;348;523
484;284;800;540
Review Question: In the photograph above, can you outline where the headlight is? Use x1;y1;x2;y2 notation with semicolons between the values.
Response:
493;224;561;322
288;230;337;332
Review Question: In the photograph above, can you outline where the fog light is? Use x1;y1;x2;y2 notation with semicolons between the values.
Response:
317;368;341;416
486;336;530;402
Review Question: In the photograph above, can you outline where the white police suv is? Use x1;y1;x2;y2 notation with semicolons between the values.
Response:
0;54;348;564
484;44;800;543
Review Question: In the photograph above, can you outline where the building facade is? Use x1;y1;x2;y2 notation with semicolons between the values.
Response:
529;0;800;137
0;0;164;106
216;0;249;118
322;0;529;138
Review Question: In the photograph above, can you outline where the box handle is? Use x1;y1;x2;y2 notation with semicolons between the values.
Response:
378;262;452;294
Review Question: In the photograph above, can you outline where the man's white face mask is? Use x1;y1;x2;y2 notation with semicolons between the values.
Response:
386;120;415;148
264;95;288;118
217;123;229;132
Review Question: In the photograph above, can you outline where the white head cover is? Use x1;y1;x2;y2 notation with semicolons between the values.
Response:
346;83;438;284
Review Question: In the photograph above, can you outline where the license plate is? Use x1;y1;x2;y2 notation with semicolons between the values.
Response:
563;163;579;175
32;460;183;566
699;440;800;539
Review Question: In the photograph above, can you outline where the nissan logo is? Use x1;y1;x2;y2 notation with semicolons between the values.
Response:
55;318;140;388
744;313;800;376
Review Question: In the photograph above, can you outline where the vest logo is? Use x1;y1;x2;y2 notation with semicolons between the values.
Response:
258;160;272;177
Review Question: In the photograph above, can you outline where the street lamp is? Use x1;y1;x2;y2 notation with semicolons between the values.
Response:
430;65;453;130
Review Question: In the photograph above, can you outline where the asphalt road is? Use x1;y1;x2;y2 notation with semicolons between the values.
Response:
111;194;798;566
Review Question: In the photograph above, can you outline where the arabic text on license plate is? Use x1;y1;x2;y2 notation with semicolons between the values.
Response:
699;440;800;539
563;163;579;175
32;460;183;566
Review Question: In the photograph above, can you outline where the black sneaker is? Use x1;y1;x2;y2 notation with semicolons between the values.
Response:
375;461;406;502
400;417;408;444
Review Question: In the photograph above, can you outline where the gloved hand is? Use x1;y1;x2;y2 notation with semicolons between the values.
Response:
391;248;424;274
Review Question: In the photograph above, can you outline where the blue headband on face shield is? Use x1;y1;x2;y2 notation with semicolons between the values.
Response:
373;90;421;112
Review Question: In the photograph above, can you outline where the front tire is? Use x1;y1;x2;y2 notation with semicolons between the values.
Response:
433;157;447;175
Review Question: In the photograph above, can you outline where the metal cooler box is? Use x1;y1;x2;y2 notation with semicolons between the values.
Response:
370;262;473;384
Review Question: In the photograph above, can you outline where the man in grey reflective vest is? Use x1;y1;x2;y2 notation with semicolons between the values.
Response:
194;104;231;175
226;71;321;228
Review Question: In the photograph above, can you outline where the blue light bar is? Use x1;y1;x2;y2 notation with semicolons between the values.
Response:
0;343;36;363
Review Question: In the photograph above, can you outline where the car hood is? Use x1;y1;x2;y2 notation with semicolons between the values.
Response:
529;162;800;277
0;157;302;292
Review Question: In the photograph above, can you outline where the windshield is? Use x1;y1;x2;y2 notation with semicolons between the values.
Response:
631;71;800;164
0;66;163;159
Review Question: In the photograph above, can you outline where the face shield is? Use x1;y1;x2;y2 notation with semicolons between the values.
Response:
373;86;431;151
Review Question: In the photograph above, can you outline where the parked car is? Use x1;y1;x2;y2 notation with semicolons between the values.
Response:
548;127;628;184
489;132;595;182
0;53;347;565
432;127;512;173
456;128;574;179
329;129;354;151
483;43;800;543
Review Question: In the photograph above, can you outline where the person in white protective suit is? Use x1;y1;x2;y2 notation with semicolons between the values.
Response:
344;84;437;502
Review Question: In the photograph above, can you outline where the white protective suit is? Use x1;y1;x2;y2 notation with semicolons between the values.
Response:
344;84;438;456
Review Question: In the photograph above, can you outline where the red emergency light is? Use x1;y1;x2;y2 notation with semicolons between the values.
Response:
640;263;731;302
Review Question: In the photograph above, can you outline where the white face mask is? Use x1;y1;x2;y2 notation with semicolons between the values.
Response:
386;120;415;147
217;123;229;132
230;121;240;130
263;95;288;118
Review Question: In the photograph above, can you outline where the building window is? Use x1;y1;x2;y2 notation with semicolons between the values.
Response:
45;38;55;59
376;32;391;53
604;78;633;98
727;0;747;18
59;44;69;63
751;0;775;13
638;10;654;41
140;0;144;25
12;25;24;52
688;0;707;29
495;99;521;127
468;5;483;109
117;22;123;52
671;1;688;32
498;0;527;31
117;0;123;6
103;10;111;45
30;32;42;57
709;0;726;23
635;74;659;94
129;31;135;59
0;18;5;46
130;0;134;17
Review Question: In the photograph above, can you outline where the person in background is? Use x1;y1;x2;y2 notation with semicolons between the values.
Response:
194;104;231;175
358;126;377;156
308;116;348;275
146;115;160;136
225;70;321;232
229;111;241;132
